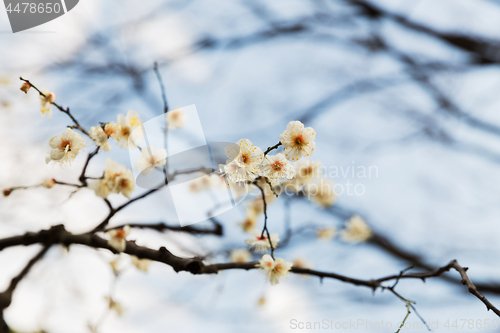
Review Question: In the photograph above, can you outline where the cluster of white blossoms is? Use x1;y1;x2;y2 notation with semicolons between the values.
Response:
89;110;144;151
258;254;293;285
107;226;131;252
341;215;372;243
89;159;135;199
46;128;86;164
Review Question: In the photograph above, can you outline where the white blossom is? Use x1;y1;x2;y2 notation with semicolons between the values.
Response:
116;110;144;148
47;128;86;163
134;146;167;176
222;139;264;182
341;215;372;243
107;226;131;252
166;109;186;129
40;92;56;119
245;230;279;253
260;153;296;186
89;159;134;198
257;254;293;285
90;126;112;151
279;121;316;161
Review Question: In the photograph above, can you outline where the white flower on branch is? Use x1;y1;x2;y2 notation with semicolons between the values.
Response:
107;226;131;252
258;254;293;285
134;146;167;176
223;139;264;182
188;174;212;193
260;153;296;186
89;159;134;198
47;128;86;163
166;109;186;129
245;230;279;253
116;110;144;148
341;215;372;243
229;249;251;263
90;126;112;151
279;121;316;161
40;91;56;119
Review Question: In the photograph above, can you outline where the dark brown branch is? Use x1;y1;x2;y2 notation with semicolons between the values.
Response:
79;147;100;186
263;142;282;156
19;77;90;137
107;222;223;236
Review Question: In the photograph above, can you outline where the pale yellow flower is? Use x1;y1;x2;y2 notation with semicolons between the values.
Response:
229;249;251;263
223;139;264;182
341;215;372;243
40;92;56;119
134;146;167;176
258;254;293;285
90;126;112;151
166;109;186;129
294;158;322;184
107;226;130;252
89;159;134;198
279;121;316;161
116;110;144;148
47;128;86;163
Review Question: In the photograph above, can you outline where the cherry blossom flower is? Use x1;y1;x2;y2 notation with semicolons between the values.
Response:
341;215;372;243
229;249;251;263
223;139;264;182
89;159;134;198
134;146;167;176
279;121;316;161
316;227;337;240
260;153;296;186
166;109;186;129
116;110;144;148
238;209;258;232
90;126;112;151
104;122;120;140
258;254;293;285
42;179;55;189
40;92;56;119
131;256;151;272
47;128;86;163
245;230;279;252
304;178;336;207
107;226;130;252
219;160;247;183
20;82;30;93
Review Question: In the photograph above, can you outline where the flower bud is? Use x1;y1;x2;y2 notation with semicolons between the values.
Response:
42;179;55;189
2;188;12;197
20;82;30;93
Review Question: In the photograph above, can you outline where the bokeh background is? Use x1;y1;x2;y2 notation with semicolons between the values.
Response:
1;0;500;332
